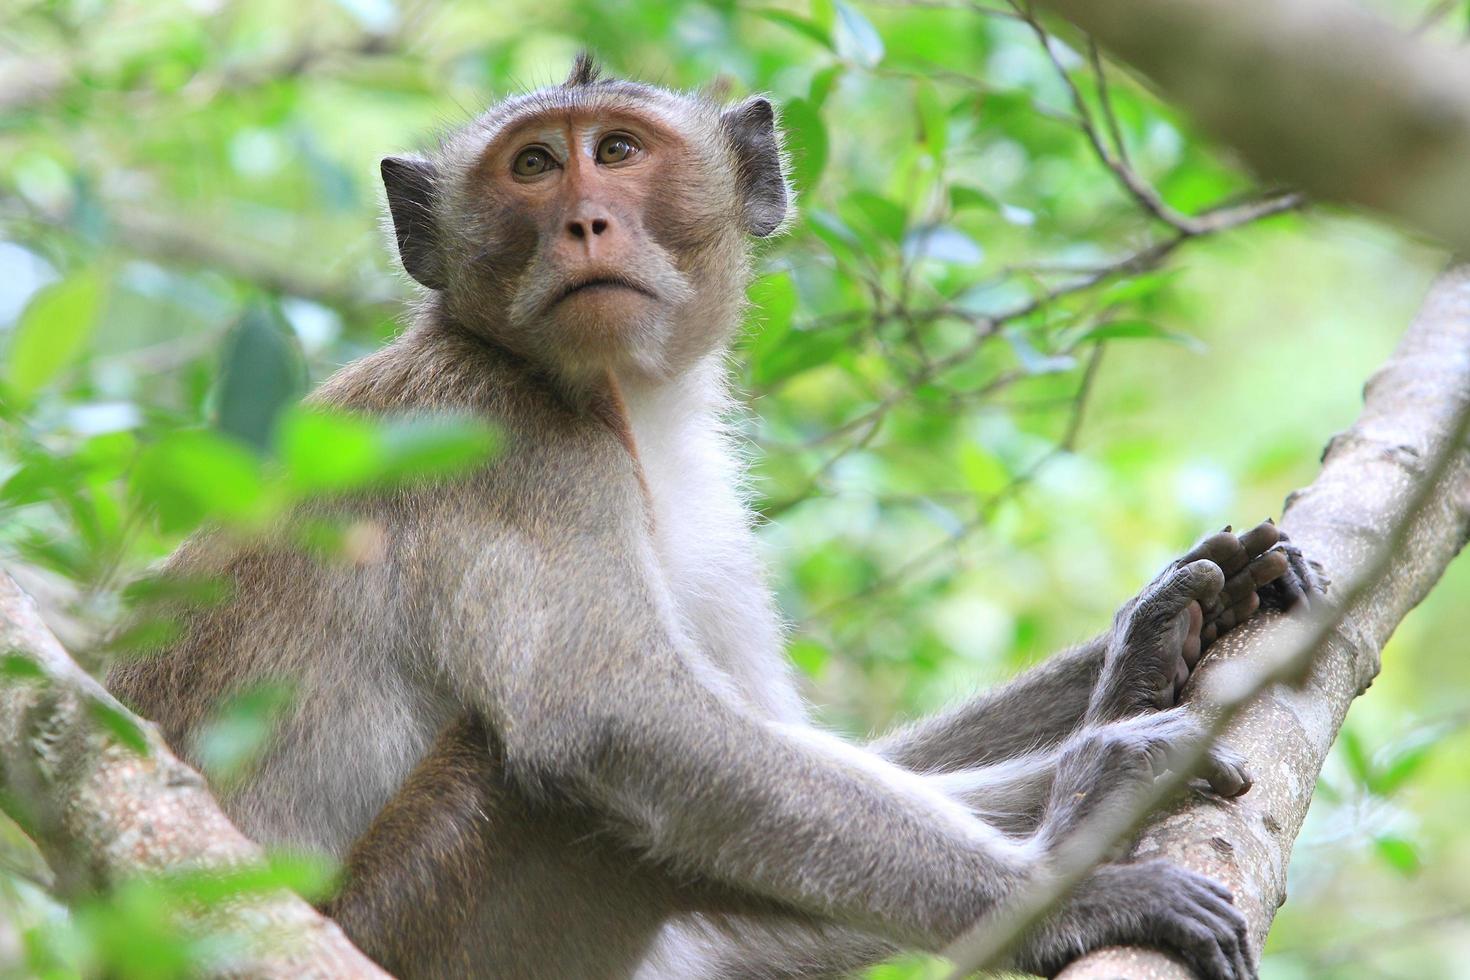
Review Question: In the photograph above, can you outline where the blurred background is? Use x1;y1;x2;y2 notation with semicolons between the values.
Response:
1;0;1467;977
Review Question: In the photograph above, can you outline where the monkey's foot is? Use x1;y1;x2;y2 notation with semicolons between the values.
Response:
1195;521;1327;647
1091;558;1225;721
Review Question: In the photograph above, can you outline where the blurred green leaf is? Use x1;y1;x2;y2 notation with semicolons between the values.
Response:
834;1;884;67
131;429;266;532
194;682;295;786
1071;319;1204;352
216;303;306;452
5;272;102;404
1374;835;1422;876
782;97;828;196
88;700;150;755
753;8;834;50
0;652;45;680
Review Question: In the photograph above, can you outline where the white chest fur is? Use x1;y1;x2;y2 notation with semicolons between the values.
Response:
617;361;804;723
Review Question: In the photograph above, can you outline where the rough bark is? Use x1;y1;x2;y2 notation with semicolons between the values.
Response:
0;572;389;979
1032;0;1470;254
1057;269;1470;977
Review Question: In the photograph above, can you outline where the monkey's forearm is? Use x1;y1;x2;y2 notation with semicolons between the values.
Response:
503;676;1035;949
870;635;1106;773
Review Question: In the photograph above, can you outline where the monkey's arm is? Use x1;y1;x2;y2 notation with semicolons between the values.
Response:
437;535;1045;949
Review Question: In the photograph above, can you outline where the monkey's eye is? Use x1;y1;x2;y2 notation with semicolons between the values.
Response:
512;146;556;177
596;133;640;165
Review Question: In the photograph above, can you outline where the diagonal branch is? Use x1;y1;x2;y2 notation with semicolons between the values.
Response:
0;572;389;979
1052;265;1470;976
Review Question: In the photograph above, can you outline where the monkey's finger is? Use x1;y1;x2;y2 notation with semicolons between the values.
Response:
1180;530;1246;578
1213;591;1260;634
1218;550;1289;611
1202;745;1253;799
1200;621;1219;648
1181;601;1205;669
1237;520;1280;560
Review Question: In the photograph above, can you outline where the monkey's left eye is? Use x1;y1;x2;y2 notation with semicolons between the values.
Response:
512;147;556;177
596;134;640;165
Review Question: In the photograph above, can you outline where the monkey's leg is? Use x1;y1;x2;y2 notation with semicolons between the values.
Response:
321;714;503;977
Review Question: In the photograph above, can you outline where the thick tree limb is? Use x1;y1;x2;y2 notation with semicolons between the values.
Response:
1055;268;1470;976
1031;0;1470;252
0;572;389;979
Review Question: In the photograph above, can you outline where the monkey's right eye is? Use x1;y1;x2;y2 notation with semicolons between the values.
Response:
512;147;556;177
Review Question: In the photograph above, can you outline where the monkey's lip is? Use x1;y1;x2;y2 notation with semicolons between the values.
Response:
555;276;657;305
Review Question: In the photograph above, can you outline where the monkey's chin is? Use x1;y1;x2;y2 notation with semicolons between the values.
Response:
552;291;672;380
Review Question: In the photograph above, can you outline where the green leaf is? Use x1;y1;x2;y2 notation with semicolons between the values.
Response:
0;652;44;680
194;682;295;786
915;81;947;158
949;185;998;213
782;97;828;196
376;415;501;484
808;64;844;110
752;8;833;49
216;303;306;452
278;408;383;493
1370;724;1454;796
1339;727;1374;788
89;699;150;755
788;638;829;678
1072;319;1204;352
1373;835;1422;876
131;429;266;532
846;191;908;244
744;272;798;366
5;271;102;404
833;0;884;67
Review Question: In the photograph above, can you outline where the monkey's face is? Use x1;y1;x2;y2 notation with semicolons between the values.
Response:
381;73;789;386
471;110;708;382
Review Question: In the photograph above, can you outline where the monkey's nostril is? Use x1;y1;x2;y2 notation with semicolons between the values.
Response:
591;218;608;235
568;221;586;240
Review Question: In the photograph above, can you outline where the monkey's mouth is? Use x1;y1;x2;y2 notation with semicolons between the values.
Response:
556;276;658;305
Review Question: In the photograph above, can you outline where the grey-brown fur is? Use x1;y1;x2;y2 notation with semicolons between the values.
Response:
107;59;1319;980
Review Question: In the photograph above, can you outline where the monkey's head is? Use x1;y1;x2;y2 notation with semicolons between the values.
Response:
381;54;790;385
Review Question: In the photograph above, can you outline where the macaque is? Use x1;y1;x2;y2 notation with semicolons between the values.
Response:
109;55;1320;980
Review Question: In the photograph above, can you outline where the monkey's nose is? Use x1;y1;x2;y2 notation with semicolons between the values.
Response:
566;216;610;240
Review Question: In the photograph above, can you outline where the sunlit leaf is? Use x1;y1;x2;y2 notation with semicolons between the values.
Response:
834;1;884;67
753;8;833;49
278;408;382;492
131;429;266;532
4;272;102;404
1374;835;1422;876
781;97;828;196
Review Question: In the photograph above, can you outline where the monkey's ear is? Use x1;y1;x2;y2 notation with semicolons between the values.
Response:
721;97;790;238
381;156;447;291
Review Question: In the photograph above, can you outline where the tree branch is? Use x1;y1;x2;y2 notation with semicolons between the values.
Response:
1054;266;1470;976
0;572;389;979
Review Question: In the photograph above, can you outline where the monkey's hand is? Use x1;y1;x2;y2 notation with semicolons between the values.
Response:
1016;860;1254;980
1090;521;1324;723
1021;712;1255;979
1044;709;1252;849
